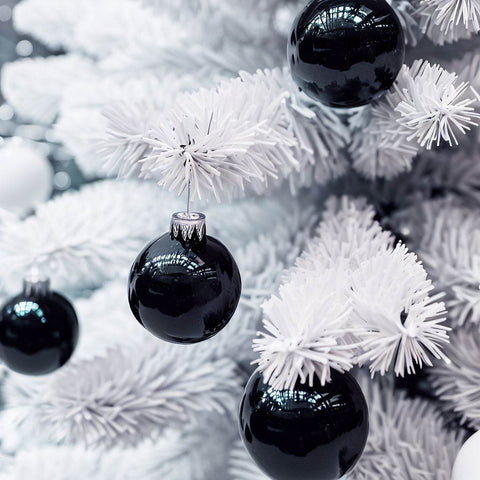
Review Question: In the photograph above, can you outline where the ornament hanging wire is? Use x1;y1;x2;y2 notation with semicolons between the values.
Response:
170;179;206;242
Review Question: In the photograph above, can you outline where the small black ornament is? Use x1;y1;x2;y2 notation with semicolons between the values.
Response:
129;212;241;344
239;370;369;480
0;277;79;376
288;0;405;108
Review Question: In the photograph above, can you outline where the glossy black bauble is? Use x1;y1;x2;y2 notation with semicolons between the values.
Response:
0;291;79;376
128;233;241;344
239;370;369;480
288;0;405;108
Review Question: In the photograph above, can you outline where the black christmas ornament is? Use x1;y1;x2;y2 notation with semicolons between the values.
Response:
288;0;405;108
239;370;369;480
0;276;79;376
129;211;242;344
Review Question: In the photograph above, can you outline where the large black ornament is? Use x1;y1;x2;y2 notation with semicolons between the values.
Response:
129;212;242;344
288;0;405;108
0;277;79;376
239;370;369;480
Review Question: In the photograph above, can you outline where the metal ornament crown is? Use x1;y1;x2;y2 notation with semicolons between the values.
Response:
170;212;206;242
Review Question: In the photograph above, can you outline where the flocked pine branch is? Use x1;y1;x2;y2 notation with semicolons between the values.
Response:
405;198;480;327
0;446;127;480
0;180;180;295
253;271;358;390
130;413;236;480
1;54;95;124
60;72;209;179
101;68;347;201
13;0;97;51
254;196;450;387
351;375;462;479
1;340;240;447
351;60;480;179
14;0;285;78
0;411;236;480
291;196;395;275
429;327;480;430
417;0;480;45
229;440;269;480
351;245;450;376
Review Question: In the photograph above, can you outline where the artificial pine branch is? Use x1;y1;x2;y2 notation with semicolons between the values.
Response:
254;196;450;386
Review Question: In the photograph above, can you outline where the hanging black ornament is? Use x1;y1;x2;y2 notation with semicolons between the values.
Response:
0;276;79;376
129;212;242;344
288;0;405;108
239;370;369;480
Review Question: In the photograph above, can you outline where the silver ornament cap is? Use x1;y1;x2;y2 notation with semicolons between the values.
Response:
23;270;51;296
170;212;206;242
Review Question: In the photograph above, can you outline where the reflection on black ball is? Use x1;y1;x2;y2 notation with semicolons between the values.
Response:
0;291;79;375
288;0;405;108
128;233;241;344
239;370;369;480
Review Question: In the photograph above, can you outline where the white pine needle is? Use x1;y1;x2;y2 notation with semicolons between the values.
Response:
415;199;480;327
395;60;480;149
351;244;450;376
1;54;95;124
430;327;480;430
1;341;240;447
292;196;394;275
417;0;480;45
229;440;269;480
351;375;462;479
254;270;358;390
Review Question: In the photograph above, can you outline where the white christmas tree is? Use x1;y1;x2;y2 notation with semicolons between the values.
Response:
1;0;480;477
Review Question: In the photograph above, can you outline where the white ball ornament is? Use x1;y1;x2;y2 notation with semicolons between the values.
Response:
452;430;480;480
0;139;53;213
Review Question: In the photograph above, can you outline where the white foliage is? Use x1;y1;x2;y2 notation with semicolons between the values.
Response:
132;413;236;480
351;60;480;180
1;55;95;124
0;180;180;294
254;271;357;390
63;74;196;179
0;446;125;480
417;0;480;45
430;328;480;430
395;60;480;148
229;441;269;480
277;71;350;189
350;102;419;180
351;245;450;376
413;199;480;327
73;281;150;360
257;196;449;386
77;1;185;60
13;0;95;50
133;69;299;201
1;340;240;447
55;108;110;179
351;376;462;480
292;196;394;275
0;413;235;480
102;68;348;201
